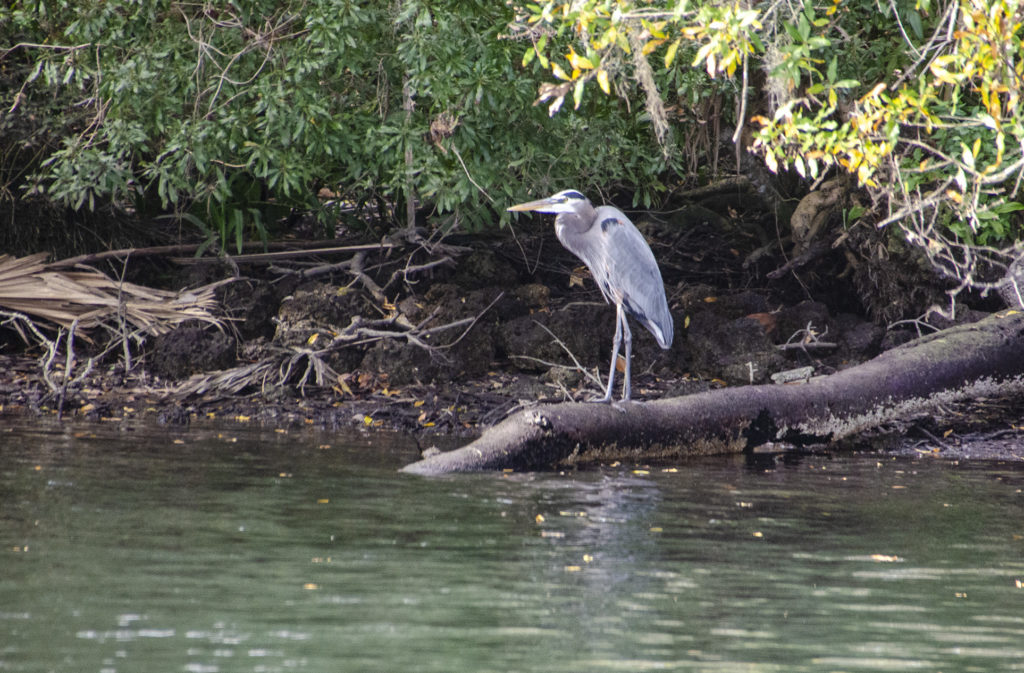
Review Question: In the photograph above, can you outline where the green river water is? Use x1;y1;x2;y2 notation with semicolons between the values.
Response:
1;417;1022;672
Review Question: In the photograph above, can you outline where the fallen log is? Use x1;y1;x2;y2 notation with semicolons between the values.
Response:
401;310;1024;474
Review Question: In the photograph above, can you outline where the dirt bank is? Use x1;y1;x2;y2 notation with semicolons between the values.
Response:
2;206;1022;462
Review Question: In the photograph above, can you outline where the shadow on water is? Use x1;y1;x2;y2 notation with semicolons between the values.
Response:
1;416;1023;672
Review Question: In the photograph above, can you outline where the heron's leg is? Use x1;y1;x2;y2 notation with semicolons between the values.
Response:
597;303;624;403
621;316;633;401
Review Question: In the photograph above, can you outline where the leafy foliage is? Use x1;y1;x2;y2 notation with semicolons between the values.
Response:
510;0;1024;307
1;0;676;249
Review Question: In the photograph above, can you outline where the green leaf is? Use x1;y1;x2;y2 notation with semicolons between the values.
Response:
749;32;765;53
993;202;1024;214
798;14;811;42
906;9;923;40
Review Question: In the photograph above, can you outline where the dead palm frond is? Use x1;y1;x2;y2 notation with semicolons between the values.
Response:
0;253;226;335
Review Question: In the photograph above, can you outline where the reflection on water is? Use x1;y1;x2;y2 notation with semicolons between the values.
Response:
1;417;1022;672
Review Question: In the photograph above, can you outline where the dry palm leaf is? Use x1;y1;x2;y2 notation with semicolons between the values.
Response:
0;253;226;334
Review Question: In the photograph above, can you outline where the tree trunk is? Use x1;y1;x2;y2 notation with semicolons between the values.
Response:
401;311;1024;474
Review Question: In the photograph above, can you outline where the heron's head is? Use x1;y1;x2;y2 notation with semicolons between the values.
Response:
507;189;588;215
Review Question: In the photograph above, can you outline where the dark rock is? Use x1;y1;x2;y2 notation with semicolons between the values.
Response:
276;283;368;339
497;305;609;372
774;300;834;345
157;404;191;426
835;313;884;358
676;286;771;317
686;311;786;384
147;325;236;380
514;283;551;309
452;249;520;289
218;279;278;340
880;328;918;351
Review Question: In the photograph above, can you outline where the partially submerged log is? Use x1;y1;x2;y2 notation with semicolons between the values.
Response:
401;310;1024;474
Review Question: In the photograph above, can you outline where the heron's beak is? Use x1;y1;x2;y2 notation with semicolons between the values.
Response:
507;197;558;212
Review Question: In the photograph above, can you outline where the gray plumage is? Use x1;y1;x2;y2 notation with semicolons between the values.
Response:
508;189;674;402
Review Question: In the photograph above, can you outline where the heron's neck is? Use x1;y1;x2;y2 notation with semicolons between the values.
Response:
554;202;596;239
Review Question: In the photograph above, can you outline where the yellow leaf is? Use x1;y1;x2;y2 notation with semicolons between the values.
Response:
641;38;666;56
646;20;668;39
596;69;610;95
665;38;681;68
551;62;570;81
413;399;425;407
306;332;319;346
858;82;887;103
567;48;594;70
857;162;873;184
929;61;956;84
363;415;374;426
692;42;714;68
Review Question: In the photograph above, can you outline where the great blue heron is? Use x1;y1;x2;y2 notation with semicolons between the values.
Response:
508;189;673;402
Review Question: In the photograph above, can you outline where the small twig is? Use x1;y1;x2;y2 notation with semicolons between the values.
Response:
777;341;838;351
450;144;493;202
888;317;941;338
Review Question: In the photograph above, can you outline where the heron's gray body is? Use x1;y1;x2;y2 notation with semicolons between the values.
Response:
509;189;674;402
555;203;673;350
